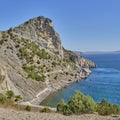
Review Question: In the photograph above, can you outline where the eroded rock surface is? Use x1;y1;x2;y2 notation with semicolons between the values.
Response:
0;16;95;102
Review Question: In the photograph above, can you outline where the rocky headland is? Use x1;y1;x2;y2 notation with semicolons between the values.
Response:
0;16;95;106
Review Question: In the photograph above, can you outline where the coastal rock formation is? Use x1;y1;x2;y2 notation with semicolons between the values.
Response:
0;16;95;103
12;16;63;58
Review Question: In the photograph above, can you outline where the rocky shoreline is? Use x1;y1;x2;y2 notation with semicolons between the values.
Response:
19;66;94;107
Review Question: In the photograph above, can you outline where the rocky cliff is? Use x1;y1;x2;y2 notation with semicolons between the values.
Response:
12;16;63;58
0;16;95;104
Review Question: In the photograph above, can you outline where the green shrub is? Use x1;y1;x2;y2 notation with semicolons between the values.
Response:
57;91;96;115
40;107;51;113
57;100;66;113
65;72;69;75
7;45;13;50
54;76;58;80
62;104;72;115
18;48;28;59
34;74;45;82
0;94;7;104
7;28;14;39
28;72;45;82
52;62;57;67
68;91;96;114
97;99;120;115
25;105;31;111
47;69;50;72
57;100;71;115
7;28;13;36
22;65;35;73
70;73;74;76
0;40;4;45
14;95;22;101
57;91;120;116
37;49;48;59
6;90;14;99
37;60;40;64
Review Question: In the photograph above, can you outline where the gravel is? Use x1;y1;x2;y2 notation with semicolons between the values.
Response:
0;107;120;120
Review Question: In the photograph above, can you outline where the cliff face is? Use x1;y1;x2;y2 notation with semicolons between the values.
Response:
0;16;95;103
63;48;95;68
12;16;63;58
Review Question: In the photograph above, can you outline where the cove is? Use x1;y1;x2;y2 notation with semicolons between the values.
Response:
41;53;120;107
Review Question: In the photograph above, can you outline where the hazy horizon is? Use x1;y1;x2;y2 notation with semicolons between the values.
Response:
76;50;120;53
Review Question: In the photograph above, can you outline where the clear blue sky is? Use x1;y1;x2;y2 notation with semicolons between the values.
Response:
0;0;120;52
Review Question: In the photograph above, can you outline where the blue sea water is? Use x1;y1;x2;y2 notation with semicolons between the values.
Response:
41;53;120;107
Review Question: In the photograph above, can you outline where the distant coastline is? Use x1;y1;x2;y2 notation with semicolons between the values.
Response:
74;50;120;55
42;53;120;107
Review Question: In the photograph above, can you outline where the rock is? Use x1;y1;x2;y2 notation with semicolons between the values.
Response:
0;16;96;102
12;16;63;58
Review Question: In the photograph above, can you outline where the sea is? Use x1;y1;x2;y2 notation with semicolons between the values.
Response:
41;53;120;107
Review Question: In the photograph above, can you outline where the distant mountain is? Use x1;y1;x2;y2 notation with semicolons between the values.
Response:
114;50;120;53
75;51;120;55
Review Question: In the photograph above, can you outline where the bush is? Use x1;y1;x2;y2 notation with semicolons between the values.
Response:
65;72;69;75
0;40;4;45
57;91;120;116
18;48;28;59
22;65;35;73
57;100;72;115
68;91;96;114
34;74;45;82
62;104;72;115
7;45;13;50
40;107;51;113
37;49;48;59
70;73;74;76
28;72;45;82
52;62;57;67
14;95;22;101
25;105;31;111
22;64;45;82
7;28;13;37
37;60;40;64
57;100;66;113
0;94;7;104
97;99;120;115
57;91;96;115
6;90;14;99
54;76;57;80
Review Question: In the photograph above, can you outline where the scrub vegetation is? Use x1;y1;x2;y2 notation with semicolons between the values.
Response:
57;91;120;116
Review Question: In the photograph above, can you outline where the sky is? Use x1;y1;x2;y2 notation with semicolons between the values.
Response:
0;0;120;52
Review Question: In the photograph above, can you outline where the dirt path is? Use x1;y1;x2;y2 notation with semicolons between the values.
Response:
27;66;71;105
0;107;119;120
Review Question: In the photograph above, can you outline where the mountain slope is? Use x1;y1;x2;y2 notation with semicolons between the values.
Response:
0;16;95;103
12;16;63;58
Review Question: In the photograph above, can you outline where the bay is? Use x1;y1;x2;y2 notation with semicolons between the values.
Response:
41;53;120;107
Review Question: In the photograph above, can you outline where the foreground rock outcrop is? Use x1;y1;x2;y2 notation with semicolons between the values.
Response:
0;16;95;104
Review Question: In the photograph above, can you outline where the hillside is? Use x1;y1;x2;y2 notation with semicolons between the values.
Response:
0;16;95;105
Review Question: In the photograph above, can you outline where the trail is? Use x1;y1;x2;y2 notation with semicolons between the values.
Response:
20;65;71;105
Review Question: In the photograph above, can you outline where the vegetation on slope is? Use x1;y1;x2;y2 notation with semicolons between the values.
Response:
0;39;4;45
0;17;96;103
57;91;120;116
1;29;78;84
0;90;22;108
